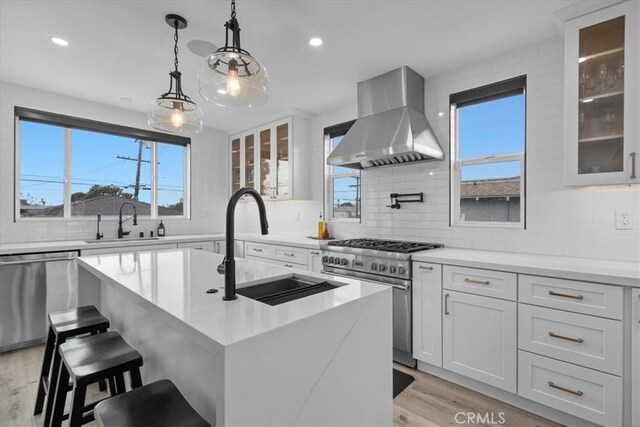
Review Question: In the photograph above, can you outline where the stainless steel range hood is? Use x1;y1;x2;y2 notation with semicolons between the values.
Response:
327;66;444;169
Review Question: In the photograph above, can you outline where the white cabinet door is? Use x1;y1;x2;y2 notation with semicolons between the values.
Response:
442;291;517;392
231;117;295;200
307;250;322;273
176;241;215;252
633;288;640;427
412;262;442;367
563;1;640;186
213;240;244;258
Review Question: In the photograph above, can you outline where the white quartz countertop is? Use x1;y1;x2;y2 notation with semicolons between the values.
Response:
0;234;225;255
0;232;331;255
412;248;640;287
77;248;388;346
235;232;331;249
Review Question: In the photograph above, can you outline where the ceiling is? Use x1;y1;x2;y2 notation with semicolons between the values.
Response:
0;0;579;133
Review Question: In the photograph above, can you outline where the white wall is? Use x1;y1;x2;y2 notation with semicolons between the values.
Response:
0;82;229;243
241;38;640;263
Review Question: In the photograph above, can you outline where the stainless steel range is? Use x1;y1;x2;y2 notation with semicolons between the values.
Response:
320;238;443;367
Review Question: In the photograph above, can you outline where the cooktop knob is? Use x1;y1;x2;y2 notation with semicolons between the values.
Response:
341;258;349;266
328;256;335;264
370;263;378;271
398;266;406;275
334;258;341;265
389;266;397;274
322;256;329;263
378;264;387;272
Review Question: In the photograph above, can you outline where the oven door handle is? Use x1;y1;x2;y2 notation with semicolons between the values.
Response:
391;283;410;291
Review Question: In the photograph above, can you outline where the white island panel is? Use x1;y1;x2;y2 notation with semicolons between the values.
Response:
77;248;392;426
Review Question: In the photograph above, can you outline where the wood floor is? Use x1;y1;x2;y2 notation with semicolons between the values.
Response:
1;344;559;427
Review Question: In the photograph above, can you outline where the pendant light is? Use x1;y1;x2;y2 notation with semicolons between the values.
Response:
148;14;203;134
198;0;269;107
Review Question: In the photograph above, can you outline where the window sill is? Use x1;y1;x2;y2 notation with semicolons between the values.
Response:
451;221;524;230
327;218;361;224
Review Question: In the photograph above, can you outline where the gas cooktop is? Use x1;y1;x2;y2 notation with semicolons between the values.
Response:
327;238;443;254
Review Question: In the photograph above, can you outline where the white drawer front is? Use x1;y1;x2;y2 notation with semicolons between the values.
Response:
245;255;306;270
443;265;517;300
273;246;308;265
519;304;622;375
519;275;623;320
518;351;622;426
245;242;275;259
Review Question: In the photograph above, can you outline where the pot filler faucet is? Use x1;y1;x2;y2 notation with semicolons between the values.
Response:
118;202;138;238
218;187;269;301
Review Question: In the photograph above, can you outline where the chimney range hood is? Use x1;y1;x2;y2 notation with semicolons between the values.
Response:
327;66;444;169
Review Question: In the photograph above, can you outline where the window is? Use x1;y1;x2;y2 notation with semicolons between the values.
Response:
450;76;526;227
324;120;360;221
16;107;189;219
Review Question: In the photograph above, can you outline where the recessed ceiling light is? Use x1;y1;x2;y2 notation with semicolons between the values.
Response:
308;37;323;47
119;97;132;103
50;37;69;47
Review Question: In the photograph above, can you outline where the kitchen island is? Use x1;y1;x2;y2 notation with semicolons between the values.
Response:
76;248;392;426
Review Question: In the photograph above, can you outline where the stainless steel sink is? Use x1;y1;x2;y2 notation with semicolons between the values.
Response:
236;274;340;306
84;237;160;244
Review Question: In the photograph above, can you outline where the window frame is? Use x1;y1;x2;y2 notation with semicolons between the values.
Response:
449;76;527;229
323;120;360;223
14;107;191;221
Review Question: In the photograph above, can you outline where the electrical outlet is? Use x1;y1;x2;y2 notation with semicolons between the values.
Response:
615;210;632;230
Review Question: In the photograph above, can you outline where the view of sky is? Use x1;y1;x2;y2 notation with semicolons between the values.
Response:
19;120;184;210
458;93;525;181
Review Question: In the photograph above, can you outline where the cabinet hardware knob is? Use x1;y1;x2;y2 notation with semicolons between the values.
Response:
252;248;263;252
548;381;583;397
548;290;584;300
444;293;450;315
631;152;637;179
419;265;433;270
464;278;490;285
548;331;584;343
284;252;295;257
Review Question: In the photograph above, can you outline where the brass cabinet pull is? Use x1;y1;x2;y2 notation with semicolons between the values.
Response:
419;265;434;270
464;278;490;285
549;331;584;343
631;152;637;179
310;251;320;255
284;264;293;268
284;252;295;257
252;248;263;252
548;381;583;397
444;293;450;315
548;290;584;300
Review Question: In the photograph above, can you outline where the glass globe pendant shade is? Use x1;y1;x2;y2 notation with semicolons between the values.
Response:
199;51;269;107
148;97;203;134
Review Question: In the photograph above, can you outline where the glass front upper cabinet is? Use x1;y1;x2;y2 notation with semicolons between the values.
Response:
563;2;639;186
229;117;293;199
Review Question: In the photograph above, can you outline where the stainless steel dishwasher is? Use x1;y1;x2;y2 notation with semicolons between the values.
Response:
0;251;79;352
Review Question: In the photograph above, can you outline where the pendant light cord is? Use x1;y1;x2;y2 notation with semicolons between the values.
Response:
173;21;180;74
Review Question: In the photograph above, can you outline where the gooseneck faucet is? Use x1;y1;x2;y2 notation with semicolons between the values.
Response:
118;202;138;239
96;214;104;240
218;187;269;301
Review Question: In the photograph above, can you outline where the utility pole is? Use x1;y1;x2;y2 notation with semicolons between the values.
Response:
116;139;151;200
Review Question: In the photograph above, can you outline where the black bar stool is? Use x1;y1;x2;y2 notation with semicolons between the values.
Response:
34;305;110;427
50;331;143;427
94;380;210;427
